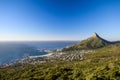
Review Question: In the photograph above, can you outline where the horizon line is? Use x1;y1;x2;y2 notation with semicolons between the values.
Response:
0;40;80;42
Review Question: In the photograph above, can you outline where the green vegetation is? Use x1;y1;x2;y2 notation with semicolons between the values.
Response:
62;33;111;51
0;33;120;80
0;44;120;80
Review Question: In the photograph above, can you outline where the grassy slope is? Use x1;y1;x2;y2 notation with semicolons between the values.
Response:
62;35;111;51
0;44;120;80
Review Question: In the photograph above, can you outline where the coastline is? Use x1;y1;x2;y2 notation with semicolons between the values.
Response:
29;52;54;58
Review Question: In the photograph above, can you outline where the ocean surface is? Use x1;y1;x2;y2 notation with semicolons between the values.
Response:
0;41;77;64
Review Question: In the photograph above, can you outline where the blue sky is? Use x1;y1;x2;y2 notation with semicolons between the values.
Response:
0;0;120;41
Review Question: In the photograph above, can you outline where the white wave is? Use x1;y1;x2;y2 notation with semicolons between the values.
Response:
29;53;54;58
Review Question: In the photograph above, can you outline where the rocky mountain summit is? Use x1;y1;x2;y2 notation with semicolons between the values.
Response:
61;33;112;51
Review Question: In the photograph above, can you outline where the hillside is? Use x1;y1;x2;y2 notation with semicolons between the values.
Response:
62;33;112;51
0;33;120;80
0;43;120;80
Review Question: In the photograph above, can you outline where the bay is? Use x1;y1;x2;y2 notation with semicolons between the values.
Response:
0;41;77;64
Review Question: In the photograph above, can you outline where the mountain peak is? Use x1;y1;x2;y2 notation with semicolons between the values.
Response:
92;32;99;38
62;33;111;51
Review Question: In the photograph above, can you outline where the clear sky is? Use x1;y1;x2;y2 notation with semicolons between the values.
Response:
0;0;120;41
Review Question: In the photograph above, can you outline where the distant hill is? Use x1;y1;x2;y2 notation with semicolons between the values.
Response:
61;33;115;51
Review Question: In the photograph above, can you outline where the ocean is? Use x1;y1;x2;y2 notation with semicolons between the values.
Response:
0;41;77;64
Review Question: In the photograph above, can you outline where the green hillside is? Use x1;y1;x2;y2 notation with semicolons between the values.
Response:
0;33;120;80
62;33;111;51
0;43;120;80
